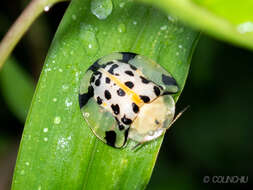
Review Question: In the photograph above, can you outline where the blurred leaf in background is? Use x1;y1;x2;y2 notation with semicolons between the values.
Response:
140;0;253;50
0;1;68;189
0;57;34;122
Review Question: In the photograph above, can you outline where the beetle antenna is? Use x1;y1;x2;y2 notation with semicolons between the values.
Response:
132;142;143;151
167;105;190;129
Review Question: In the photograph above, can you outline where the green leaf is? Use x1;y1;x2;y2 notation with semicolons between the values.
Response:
0;57;34;122
139;0;253;50
12;0;198;189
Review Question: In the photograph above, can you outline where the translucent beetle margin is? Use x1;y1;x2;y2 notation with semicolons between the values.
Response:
79;52;179;148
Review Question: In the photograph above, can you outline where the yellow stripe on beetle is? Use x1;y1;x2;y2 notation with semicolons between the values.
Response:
101;69;144;107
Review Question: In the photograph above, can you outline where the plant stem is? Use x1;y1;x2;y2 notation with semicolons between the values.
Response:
0;0;69;70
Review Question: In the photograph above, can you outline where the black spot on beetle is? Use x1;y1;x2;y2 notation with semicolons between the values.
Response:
125;70;134;76
129;64;137;71
93;70;102;76
132;103;139;113
95;79;100;86
120;52;137;63
104;90;111;100
140;95;150;103
159;85;164;90
140;76;149;84
119;124;125;131
88;60;100;72
106;61;114;65
125;81;134;89
115;117;125;131
153;86;161;96
105;131;116;147
79;86;94;108
108;64;119;75
101;61;114;69
105;77;110;84
111;104;120;115
93;71;102;86
90;75;95;83
97;96;103;105
117;88;126;96
121;115;132;125
162;74;178;86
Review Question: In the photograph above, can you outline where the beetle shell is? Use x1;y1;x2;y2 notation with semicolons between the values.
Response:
79;52;179;148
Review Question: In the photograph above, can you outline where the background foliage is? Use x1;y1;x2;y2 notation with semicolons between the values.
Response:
0;0;253;189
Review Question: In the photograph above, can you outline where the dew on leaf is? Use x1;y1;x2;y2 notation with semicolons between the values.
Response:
160;25;167;31
237;21;253;34
44;5;51;12
65;98;73;107
54;116;61;124
117;23;126;33
80;26;99;55
119;2;125;8
72;14;77;20
90;0;113;20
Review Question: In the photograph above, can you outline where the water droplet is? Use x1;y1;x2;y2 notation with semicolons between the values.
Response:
72;14;77;20
44;5;51;12
20;170;25;175
53;98;57;102
167;15;176;22
119;2;125;8
178;44;182;49
160;25;167;31
133;21;137;25
65;98;73;107
25;162;30;166
43;128;48;133
54;116;61;124
117;23;126;33
237;21;253;34
44;137;48;142
80;27;99;55
91;0;113;20
62;84;69;91
58;68;63;72
57;136;71;150
45;68;51;72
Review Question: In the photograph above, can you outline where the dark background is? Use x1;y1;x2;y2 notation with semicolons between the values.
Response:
0;0;252;189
